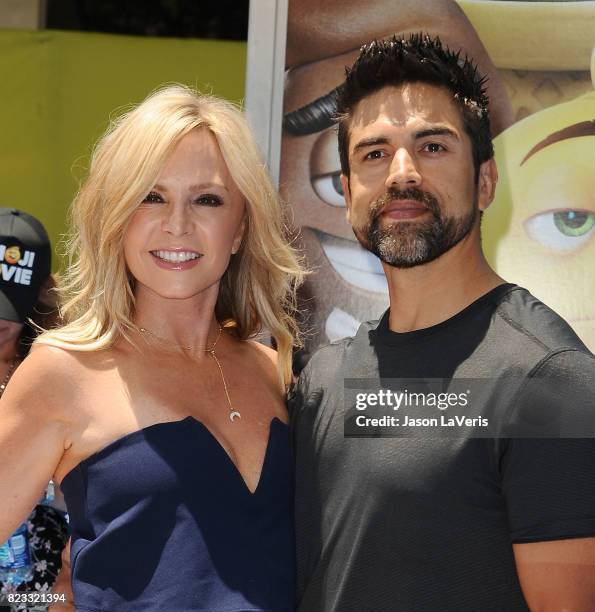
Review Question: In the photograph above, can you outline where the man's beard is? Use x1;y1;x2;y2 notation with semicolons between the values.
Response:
353;187;478;268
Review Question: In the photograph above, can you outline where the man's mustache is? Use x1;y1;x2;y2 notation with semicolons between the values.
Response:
370;187;441;221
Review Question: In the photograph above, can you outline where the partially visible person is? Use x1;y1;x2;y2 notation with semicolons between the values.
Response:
0;86;303;611
0;208;68;611
290;34;595;611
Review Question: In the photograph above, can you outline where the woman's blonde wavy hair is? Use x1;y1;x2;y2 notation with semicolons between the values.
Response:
36;85;305;387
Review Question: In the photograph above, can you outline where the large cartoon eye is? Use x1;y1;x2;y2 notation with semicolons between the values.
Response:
524;209;595;252
311;172;345;207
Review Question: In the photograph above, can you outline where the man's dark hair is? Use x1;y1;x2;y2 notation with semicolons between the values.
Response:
336;33;494;180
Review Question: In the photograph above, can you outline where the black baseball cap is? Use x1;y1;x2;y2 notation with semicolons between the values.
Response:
0;207;52;323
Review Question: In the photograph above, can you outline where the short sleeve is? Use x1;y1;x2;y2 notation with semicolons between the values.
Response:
501;349;595;543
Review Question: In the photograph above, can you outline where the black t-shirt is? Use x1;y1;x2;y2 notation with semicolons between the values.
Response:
289;284;595;611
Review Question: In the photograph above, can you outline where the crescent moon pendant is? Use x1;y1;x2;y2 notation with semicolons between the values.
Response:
229;410;242;422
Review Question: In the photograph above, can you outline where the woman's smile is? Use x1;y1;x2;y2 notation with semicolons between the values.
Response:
149;249;203;270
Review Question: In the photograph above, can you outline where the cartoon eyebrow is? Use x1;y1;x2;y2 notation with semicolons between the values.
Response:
521;120;595;166
283;87;340;136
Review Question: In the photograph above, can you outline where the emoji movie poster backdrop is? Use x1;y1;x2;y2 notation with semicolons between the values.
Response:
271;0;595;354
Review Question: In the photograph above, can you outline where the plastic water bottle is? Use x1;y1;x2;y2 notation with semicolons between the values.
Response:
0;522;33;587
0;482;54;587
40;480;55;505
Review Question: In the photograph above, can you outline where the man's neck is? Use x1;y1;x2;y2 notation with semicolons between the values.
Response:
383;237;505;333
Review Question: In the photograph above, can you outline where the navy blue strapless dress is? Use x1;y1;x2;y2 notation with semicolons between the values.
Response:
60;417;295;612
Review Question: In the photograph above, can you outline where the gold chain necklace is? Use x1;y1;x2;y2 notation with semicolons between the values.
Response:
0;357;19;398
138;325;241;423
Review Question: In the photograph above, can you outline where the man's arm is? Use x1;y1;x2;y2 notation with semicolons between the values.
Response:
504;349;595;611
514;538;595;611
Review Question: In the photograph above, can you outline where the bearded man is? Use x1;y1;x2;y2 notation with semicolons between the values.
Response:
290;34;595;612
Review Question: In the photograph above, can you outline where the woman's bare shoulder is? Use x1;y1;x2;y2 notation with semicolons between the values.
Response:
25;343;102;379
5;345;109;417
245;339;278;365
13;345;75;384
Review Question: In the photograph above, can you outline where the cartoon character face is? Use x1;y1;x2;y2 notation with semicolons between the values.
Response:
483;89;595;351
281;48;390;348
4;246;21;265
280;0;513;352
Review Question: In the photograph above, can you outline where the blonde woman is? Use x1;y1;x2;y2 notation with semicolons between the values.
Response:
0;86;303;611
